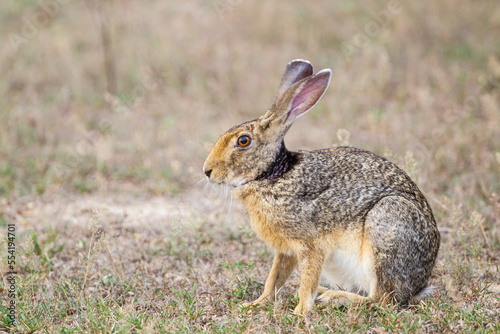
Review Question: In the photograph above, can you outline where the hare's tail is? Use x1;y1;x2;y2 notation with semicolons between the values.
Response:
411;285;438;301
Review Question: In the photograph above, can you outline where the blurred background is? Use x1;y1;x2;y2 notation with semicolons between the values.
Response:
1;1;500;331
1;0;499;226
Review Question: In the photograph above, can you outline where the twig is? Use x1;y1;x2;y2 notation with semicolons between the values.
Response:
95;0;117;94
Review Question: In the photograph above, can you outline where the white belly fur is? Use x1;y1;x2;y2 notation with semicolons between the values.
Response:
321;235;377;297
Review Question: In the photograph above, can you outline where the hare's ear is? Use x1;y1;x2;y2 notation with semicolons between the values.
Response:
273;59;314;102
284;69;331;123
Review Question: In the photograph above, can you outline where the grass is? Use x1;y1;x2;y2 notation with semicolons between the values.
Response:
1;0;500;332
1;199;498;333
1;206;498;333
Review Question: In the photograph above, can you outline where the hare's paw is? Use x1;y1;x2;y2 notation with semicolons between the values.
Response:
242;300;263;309
293;301;312;315
315;290;367;307
317;286;329;295
242;295;272;310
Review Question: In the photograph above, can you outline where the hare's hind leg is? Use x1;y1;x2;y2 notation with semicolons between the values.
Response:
315;290;367;306
244;252;298;308
366;196;439;304
317;286;329;295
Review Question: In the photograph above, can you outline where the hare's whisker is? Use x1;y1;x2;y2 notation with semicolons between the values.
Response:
218;184;223;201
202;181;210;196
222;184;227;210
224;185;230;211
228;188;233;214
194;177;207;189
209;183;216;199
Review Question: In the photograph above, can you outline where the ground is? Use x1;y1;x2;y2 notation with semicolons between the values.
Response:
2;189;499;332
1;0;500;332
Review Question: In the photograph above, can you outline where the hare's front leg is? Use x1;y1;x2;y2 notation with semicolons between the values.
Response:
244;252;298;308
293;249;325;315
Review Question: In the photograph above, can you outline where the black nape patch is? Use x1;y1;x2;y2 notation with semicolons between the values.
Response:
255;141;298;181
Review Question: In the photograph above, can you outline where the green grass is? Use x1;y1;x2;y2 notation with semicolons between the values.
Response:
0;205;497;333
1;0;500;332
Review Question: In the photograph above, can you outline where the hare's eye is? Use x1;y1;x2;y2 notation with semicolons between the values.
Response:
237;135;251;147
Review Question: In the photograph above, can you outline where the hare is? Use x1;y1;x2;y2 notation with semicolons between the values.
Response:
203;59;440;315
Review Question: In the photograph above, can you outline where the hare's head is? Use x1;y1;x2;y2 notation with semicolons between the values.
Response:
203;59;331;187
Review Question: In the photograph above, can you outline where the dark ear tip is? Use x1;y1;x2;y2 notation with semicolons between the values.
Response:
287;59;312;67
317;68;332;76
286;59;313;75
315;69;332;82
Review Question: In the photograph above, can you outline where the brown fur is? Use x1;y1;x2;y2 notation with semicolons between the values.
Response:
203;60;440;315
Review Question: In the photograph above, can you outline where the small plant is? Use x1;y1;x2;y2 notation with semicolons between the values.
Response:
171;286;205;321
79;210;107;300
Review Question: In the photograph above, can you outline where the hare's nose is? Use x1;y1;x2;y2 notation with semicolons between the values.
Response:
204;169;212;178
